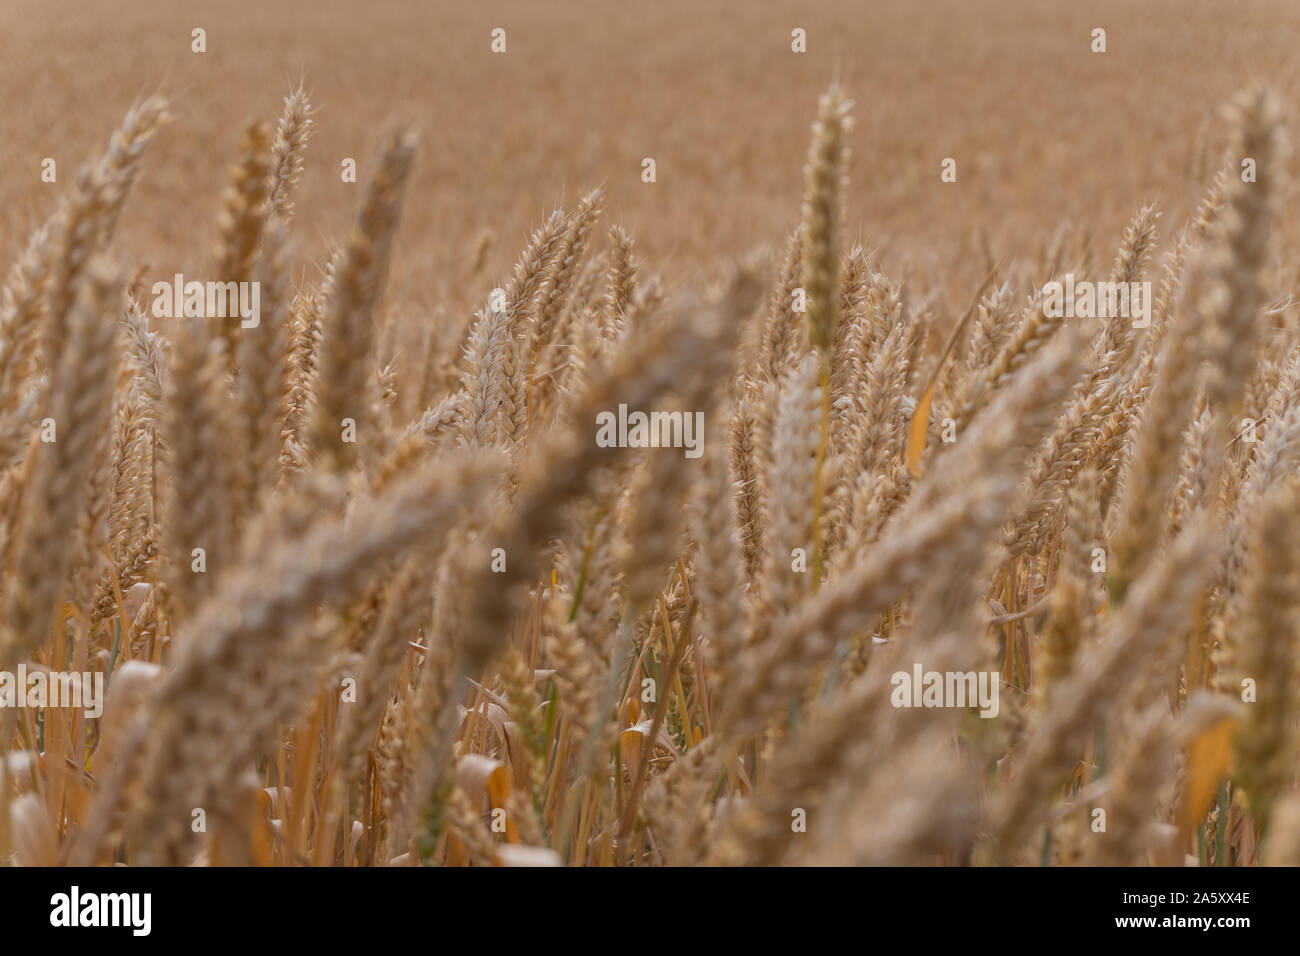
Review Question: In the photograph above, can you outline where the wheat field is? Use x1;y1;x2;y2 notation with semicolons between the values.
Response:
2;1;1300;868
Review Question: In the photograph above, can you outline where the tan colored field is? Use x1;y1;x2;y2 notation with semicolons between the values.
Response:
2;0;1300;869
6;0;1300;295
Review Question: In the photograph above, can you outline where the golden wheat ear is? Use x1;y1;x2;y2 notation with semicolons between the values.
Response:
1;254;123;670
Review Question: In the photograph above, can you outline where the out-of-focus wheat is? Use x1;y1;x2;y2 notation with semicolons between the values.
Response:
2;80;1297;871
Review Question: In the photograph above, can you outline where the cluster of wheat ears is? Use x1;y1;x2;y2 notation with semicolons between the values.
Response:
1;78;1298;868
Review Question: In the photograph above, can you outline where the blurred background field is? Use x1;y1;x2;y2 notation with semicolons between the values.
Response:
2;0;1298;308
